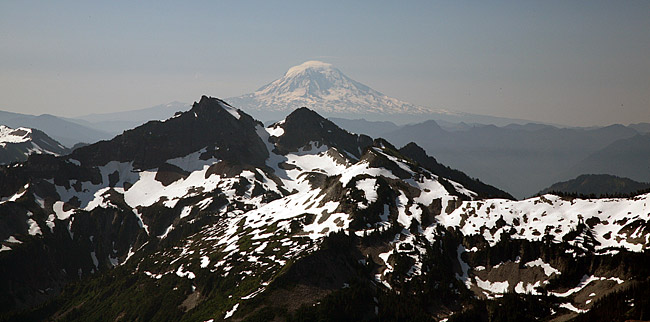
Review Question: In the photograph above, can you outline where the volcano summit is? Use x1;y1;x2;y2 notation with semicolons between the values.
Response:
228;61;430;116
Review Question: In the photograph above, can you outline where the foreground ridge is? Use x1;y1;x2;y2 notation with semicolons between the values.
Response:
0;96;648;321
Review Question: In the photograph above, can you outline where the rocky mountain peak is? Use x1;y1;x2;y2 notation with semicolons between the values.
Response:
270;107;372;158
70;96;268;170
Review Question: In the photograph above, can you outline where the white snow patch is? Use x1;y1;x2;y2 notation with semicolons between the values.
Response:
356;178;378;209
176;265;196;279
514;281;541;295
560;302;587;313
267;124;285;137
67;159;81;166
27;218;42;235
224;303;239;319
476;277;509;294
551;275;624;297
5;236;21;244
179;206;193;219
200;256;210;268
0;125;32;145
53;201;74;220
524;258;560;276
166;148;219;172
90;251;99;267
219;101;241;119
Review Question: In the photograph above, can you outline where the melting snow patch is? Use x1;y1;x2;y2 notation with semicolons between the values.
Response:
514;281;541;295
176;265;196;279
5;236;22;244
108;256;119;267
396;192;411;228
200;256;210;268
224;303;239;319
67;159;81;166
46;214;56;232
144;271;163;279
241;287;265;300
5;188;27;202
377;250;394;289
166;148;219;172
551;275;623;297
90;251;99;267
524;258;560;276
122;247;135;265
560;302;587;313
267;124;285;137
179;206;193;219
476;277;509;295
356;178;378;208
197;198;212;210
53;201;74;220
27;218;42;235
158;225;174;239
132;209;150;235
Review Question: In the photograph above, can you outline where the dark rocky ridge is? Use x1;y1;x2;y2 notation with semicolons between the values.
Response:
399;142;515;200
270;107;373;158
70;96;269;170
0;96;276;313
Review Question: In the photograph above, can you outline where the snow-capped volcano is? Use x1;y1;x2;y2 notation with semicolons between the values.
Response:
228;61;430;115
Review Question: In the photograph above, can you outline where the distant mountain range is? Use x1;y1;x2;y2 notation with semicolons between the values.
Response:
331;118;648;198
0;125;69;164
0;102;191;147
0;110;110;147
538;174;650;197
71;101;191;134
565;134;650;183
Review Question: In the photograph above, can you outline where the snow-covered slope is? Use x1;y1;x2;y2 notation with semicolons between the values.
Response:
442;194;650;251
228;61;431;116
0;125;69;164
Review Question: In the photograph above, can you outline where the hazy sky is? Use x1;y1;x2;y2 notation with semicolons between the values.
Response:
1;1;648;126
